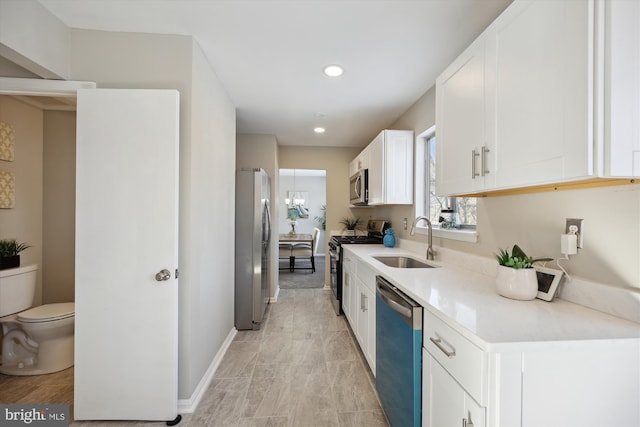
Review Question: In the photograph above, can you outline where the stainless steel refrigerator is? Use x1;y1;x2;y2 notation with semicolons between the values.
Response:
235;168;271;330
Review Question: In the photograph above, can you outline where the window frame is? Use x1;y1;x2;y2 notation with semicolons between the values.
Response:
413;126;478;243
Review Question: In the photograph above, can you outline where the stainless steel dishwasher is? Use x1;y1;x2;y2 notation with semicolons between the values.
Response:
376;275;423;427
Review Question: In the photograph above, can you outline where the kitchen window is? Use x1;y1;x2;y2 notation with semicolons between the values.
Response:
414;126;478;243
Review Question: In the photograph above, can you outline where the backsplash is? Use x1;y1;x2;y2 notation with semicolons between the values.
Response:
397;239;640;324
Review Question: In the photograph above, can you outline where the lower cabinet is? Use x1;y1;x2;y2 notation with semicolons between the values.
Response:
355;276;375;372
342;253;355;324
422;307;640;426
342;249;376;375
423;349;485;427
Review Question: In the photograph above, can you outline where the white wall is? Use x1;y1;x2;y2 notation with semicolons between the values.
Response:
70;29;236;400
0;96;43;305
0;0;70;79
181;41;236;396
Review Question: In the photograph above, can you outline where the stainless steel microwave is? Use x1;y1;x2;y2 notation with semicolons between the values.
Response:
349;169;368;205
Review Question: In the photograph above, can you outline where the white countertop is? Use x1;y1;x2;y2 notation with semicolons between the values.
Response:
343;244;640;351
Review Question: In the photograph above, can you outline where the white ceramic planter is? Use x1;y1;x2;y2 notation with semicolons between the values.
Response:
495;265;538;300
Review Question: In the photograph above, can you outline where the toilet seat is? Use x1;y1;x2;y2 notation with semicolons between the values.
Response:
17;303;75;323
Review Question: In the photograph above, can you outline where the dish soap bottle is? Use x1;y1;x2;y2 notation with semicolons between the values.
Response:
383;228;396;248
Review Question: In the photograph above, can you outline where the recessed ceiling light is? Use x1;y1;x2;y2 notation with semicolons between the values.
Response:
323;64;344;77
314;127;326;134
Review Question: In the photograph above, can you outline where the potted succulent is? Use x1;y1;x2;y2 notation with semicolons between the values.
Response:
0;239;31;270
494;245;551;300
339;216;362;236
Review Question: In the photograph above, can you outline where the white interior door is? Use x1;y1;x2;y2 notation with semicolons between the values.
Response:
74;89;180;421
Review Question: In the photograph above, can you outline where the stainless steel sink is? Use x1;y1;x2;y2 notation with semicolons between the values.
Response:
373;256;438;269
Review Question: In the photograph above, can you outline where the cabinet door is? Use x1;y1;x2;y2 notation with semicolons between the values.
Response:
423;349;486;427
493;0;593;187
355;279;369;358
423;349;465;427
368;131;385;205
605;0;640;177
384;130;414;204
348;158;359;178
365;283;376;375
359;145;371;171
342;257;354;324
436;35;492;196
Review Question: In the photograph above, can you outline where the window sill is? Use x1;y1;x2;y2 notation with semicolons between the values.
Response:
414;226;478;243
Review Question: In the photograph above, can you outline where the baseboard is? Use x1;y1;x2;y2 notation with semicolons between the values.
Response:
177;327;237;414
270;285;280;303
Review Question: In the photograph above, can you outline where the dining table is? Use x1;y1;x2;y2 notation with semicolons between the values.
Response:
278;233;313;244
278;233;313;272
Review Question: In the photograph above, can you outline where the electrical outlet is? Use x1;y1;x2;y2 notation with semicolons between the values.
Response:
565;218;584;249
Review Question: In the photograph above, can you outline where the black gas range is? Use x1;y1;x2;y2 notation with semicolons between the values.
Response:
328;220;389;315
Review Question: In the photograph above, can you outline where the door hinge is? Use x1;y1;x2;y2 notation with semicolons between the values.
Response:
175;268;179;279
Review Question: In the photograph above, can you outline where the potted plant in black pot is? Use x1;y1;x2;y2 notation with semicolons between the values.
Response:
0;239;31;270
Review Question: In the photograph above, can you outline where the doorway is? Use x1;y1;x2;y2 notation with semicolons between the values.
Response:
278;168;326;289
0;94;76;410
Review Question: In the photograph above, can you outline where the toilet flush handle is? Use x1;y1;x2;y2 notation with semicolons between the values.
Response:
155;269;171;282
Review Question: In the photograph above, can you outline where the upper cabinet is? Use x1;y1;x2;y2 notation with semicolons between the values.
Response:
492;0;592;188
436;34;495;195
436;0;640;196
349;146;370;178
360;129;414;205
604;0;640;176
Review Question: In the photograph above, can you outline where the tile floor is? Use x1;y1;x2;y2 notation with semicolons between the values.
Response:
1;288;389;426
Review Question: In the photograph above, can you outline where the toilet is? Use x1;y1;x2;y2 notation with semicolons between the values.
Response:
0;264;75;376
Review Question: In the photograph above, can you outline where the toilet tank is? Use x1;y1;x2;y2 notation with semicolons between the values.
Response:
0;264;38;317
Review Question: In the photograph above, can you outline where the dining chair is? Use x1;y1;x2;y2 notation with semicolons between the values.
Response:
291;228;321;272
279;243;293;271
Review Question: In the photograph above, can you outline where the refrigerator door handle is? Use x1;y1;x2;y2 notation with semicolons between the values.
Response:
263;200;272;244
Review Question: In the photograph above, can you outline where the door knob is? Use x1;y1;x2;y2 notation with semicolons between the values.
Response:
155;269;171;282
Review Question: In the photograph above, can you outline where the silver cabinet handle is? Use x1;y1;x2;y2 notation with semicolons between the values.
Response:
429;336;456;358
363;294;368;312
471;149;479;179
155;269;171;282
481;145;490;176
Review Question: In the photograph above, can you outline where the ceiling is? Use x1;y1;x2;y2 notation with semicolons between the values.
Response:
37;0;512;148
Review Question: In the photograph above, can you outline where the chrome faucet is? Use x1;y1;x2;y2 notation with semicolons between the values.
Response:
410;216;436;261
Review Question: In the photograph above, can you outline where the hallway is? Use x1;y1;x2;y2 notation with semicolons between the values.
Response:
181;288;388;426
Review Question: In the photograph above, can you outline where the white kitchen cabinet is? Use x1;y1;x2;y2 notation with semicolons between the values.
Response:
367;129;414;205
343;245;640;427
349;146;370;178
342;248;377;374
423;349;485;427
436;0;640;196
354;260;376;373
354;279;369;356
603;0;640;176
493;0;592;188
436;32;495;196
342;252;355;324
421;308;640;427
